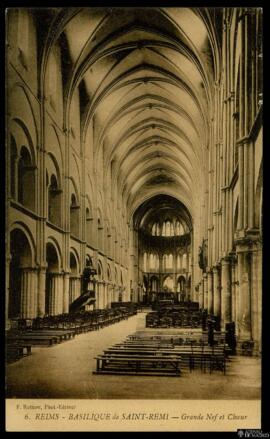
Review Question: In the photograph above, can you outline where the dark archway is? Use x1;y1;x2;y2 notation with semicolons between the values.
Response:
70;252;78;274
10;135;17;199
70;193;80;237
48;173;62;227
9;228;33;318
45;242;60;315
18;145;36;211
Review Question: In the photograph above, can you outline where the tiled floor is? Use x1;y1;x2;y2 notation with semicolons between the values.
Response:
6;312;261;399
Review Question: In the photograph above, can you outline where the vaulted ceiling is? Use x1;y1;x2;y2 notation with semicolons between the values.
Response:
41;7;222;222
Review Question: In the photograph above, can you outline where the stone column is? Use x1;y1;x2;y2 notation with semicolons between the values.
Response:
121;287;125;303
125;286;130;302
20;268;38;319
243;141;249;229
207;270;213;315
113;285;117;303
104;282;108;308
251;239;262;355
106;284;109;308
49;274;64;316
107;283;110;306
92;280;97;309
96;282;101;309
203;273;208;310
173;251;177;294
231;256;237;324
213;265;221;318
248;141;255;229
69;276;81;305
195;285;199;304
107;284;112;308
102;282;106;309
100;282;104;309
236;243;252;342
238;141;244;230
6;254;12;329
221;257;231;328
37;265;47;317
198;281;203;309
63;272;70;313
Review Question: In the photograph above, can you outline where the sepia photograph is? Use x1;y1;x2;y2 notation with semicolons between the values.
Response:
5;6;263;432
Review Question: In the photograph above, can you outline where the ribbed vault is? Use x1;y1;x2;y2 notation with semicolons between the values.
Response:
40;7;220;225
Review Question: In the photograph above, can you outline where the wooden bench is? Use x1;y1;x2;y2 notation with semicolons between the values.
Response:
146;310;203;329
7;334;58;346
30;309;137;335
128;332;226;347
111;342;226;374
129;331;203;340
105;347;182;357
6;342;32;362
120;341;175;347
107;344;194;371
174;345;226;374
94;353;181;376
24;329;76;341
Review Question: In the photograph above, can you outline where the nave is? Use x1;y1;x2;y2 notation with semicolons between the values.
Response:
5;7;263;408
6;311;260;399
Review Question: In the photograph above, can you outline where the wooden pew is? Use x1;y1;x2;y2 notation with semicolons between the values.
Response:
146;308;203;329
7;334;58;346
110;342;226;374
94;353;181;376
107;344;194;371
128;331;226;346
23;329;76;341
30;307;137;335
104;347;181;357
6;342;32;362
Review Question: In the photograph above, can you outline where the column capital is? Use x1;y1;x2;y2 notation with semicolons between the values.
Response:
20;266;38;273
235;229;261;252
221;256;231;265
36;263;48;271
98;280;106;285
70;274;81;280
50;272;64;277
212;264;221;273
235;241;251;253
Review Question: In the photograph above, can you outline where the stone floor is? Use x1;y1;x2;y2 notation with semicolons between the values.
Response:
6;312;261;399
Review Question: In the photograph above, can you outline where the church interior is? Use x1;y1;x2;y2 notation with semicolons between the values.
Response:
6;7;262;399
